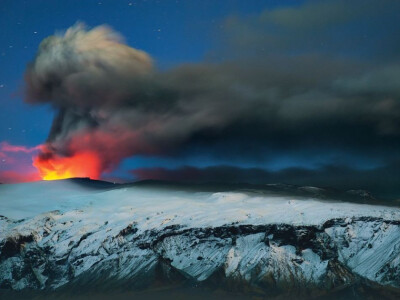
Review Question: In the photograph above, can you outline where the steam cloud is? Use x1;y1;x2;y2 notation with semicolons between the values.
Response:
25;1;400;179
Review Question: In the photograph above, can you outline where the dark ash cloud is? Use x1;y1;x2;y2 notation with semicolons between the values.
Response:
24;1;400;182
222;0;400;60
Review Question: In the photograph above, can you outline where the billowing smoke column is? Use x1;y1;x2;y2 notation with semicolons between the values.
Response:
27;24;155;179
26;23;272;180
26;22;400;180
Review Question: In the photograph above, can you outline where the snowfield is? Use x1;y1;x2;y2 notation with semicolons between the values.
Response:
0;179;400;297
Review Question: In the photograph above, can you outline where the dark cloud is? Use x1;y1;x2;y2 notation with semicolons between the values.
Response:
132;163;400;201
24;1;400;180
222;0;400;60
259;0;391;31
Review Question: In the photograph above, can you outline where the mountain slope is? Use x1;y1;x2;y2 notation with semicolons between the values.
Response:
0;180;399;298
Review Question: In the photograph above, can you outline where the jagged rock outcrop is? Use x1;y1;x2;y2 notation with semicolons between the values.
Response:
1;212;400;298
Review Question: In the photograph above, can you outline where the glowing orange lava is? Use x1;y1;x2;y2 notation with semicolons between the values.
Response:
33;151;101;180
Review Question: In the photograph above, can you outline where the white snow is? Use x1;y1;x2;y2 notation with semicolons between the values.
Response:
1;180;400;290
1;180;399;231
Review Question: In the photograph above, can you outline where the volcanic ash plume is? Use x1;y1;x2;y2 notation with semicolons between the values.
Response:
26;23;156;179
26;21;400;180
26;23;262;180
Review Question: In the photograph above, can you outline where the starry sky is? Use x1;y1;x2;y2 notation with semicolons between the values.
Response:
0;0;399;199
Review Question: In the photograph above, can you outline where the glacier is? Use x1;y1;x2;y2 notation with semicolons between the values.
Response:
0;179;399;298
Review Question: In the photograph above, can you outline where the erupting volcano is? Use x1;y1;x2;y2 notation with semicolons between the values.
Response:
33;150;101;181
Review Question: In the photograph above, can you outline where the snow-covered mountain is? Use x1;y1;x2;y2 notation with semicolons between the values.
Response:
1;179;400;299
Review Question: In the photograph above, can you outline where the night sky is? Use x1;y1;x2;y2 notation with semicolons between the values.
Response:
0;0;399;199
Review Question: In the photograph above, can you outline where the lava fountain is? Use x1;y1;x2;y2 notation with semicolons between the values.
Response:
33;150;102;180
